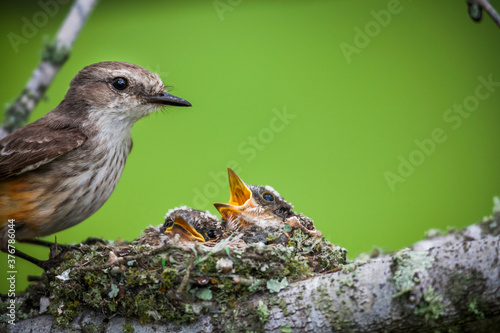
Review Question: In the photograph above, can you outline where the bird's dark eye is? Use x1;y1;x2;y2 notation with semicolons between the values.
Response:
163;217;174;229
262;192;274;202
112;77;128;90
207;230;216;239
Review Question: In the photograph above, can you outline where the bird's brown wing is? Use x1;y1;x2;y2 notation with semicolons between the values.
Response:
0;121;87;181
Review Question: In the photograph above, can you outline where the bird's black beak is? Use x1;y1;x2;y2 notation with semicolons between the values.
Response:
146;91;192;107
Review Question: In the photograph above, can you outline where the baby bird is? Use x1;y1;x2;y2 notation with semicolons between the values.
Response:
214;168;293;229
133;207;224;247
161;207;225;246
214;168;321;244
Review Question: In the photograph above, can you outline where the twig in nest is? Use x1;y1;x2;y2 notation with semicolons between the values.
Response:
176;255;196;296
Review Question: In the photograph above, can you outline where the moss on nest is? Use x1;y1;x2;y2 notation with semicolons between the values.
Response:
8;225;347;326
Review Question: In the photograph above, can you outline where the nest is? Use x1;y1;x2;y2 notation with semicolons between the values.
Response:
9;223;347;325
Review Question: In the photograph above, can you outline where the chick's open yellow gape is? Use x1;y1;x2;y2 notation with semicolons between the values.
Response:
213;168;258;223
165;216;205;243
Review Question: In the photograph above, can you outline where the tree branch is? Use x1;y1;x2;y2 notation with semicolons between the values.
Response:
0;0;99;139
4;215;500;332
469;0;500;28
478;0;500;27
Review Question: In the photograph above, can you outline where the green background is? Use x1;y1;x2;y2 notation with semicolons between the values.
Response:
1;0;500;293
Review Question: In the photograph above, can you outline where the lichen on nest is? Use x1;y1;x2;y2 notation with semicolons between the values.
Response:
9;224;347;326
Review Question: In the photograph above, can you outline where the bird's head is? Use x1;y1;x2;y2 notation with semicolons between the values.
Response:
61;61;191;126
214;168;294;229
162;207;224;245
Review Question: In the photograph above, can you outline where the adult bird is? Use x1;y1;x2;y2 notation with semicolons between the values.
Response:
0;61;191;269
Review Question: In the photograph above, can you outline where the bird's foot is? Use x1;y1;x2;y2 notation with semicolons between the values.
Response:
48;238;83;260
1;247;67;270
46;243;83;268
21;238;81;253
36;255;66;270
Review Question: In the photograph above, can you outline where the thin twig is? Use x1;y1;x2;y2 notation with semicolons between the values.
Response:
476;0;500;28
176;255;196;295
0;0;99;139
